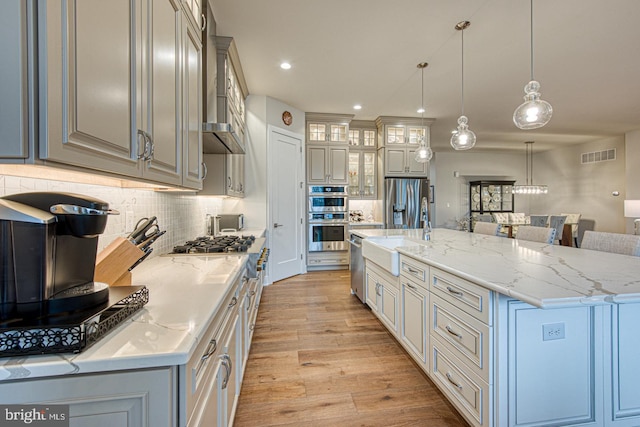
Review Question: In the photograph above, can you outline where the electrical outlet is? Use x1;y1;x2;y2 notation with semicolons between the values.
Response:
542;322;565;341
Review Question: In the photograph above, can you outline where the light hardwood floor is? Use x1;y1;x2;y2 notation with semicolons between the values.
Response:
234;271;469;427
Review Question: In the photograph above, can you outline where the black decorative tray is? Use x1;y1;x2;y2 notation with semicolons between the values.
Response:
0;286;149;357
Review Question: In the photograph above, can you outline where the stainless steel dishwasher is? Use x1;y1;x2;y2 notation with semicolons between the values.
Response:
349;233;365;303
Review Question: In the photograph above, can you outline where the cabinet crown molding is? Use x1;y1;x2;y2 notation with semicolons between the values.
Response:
375;116;435;127
305;112;354;124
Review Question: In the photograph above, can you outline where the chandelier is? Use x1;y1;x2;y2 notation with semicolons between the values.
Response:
513;141;547;194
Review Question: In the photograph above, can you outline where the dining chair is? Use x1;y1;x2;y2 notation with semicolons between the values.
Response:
549;215;567;245
529;215;549;227
561;213;582;247
515;225;556;244
473;221;501;236
580;231;640;256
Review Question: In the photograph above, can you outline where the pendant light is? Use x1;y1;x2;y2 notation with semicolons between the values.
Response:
450;21;476;151
513;0;553;129
512;141;548;194
414;62;433;163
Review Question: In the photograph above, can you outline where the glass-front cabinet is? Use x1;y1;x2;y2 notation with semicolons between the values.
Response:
348;121;377;199
469;180;515;229
375;116;433;178
348;151;376;199
306;112;354;143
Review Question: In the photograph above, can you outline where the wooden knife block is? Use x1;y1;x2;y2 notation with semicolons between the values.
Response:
95;237;144;286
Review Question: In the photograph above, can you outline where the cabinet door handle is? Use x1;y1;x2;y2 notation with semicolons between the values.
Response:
201;162;207;180
201;13;207;31
446;372;463;390
137;130;152;160
228;176;232;188
406;282;417;291
274;223;283;228
446;286;464;297
445;325;462;339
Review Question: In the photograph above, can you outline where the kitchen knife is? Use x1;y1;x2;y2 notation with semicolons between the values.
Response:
129;247;153;271
137;229;166;250
129;216;158;244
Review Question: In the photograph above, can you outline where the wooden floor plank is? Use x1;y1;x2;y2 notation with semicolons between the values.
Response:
234;271;469;427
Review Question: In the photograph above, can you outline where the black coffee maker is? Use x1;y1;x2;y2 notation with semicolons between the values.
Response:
0;192;119;321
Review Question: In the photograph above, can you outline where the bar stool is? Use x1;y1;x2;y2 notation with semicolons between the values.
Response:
549;215;567;245
473;222;501;236
516;225;556;244
580;231;640;256
529;215;549;227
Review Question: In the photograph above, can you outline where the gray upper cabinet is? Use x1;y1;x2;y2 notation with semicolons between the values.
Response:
38;0;182;186
182;14;203;189
38;0;142;177
1;0;204;189
0;0;35;162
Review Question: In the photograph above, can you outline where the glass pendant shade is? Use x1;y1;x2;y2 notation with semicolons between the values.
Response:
513;81;553;129
450;115;476;150
414;62;432;163
414;137;433;162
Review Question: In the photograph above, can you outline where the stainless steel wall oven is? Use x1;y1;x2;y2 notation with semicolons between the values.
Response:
307;186;349;252
308;185;348;213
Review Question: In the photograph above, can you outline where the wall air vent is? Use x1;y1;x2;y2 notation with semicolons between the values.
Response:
581;149;616;164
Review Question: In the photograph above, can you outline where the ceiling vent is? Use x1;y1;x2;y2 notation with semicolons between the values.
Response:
581;148;616;164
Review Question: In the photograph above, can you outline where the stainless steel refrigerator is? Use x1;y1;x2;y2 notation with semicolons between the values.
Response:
384;178;430;229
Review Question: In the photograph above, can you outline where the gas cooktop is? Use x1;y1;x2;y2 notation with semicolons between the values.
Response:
171;235;256;254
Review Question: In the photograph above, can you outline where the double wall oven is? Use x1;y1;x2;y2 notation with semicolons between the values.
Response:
308;185;349;252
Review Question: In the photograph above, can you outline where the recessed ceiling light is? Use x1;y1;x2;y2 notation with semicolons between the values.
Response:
353;104;362;110
417;107;425;114
280;62;291;70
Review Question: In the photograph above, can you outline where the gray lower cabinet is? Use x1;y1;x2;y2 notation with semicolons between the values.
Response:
0;368;175;427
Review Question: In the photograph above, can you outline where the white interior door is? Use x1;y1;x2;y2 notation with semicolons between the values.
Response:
268;126;304;282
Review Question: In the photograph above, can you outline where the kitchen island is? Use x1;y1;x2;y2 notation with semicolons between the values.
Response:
0;253;257;427
355;228;640;427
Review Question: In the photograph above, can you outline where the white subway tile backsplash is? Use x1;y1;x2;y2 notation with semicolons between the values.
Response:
0;175;224;258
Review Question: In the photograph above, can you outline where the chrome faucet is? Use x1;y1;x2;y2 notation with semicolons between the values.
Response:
421;197;431;240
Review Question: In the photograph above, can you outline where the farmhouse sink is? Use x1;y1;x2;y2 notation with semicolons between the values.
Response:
361;236;425;276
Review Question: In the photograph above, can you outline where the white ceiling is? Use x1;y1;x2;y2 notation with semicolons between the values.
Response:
209;0;640;153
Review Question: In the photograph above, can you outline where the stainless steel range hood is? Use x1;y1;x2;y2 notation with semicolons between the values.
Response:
202;31;248;154
203;122;244;154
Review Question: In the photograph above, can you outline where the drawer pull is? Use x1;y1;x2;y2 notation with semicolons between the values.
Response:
249;323;255;331
228;296;238;308
201;339;217;362
407;266;421;274
446;286;464;297
446;372;463;390
445;325;462;339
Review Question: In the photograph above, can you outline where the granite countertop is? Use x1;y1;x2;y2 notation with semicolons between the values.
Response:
360;228;640;308
0;255;248;382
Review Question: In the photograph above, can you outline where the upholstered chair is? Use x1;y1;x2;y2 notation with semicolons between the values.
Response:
529;215;549;227
473;221;501;236
549;215;567;244
516;225;556;244
561;213;582;247
580;231;640;256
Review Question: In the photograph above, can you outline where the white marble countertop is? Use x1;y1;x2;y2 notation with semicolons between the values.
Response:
359;228;640;308
0;254;247;382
